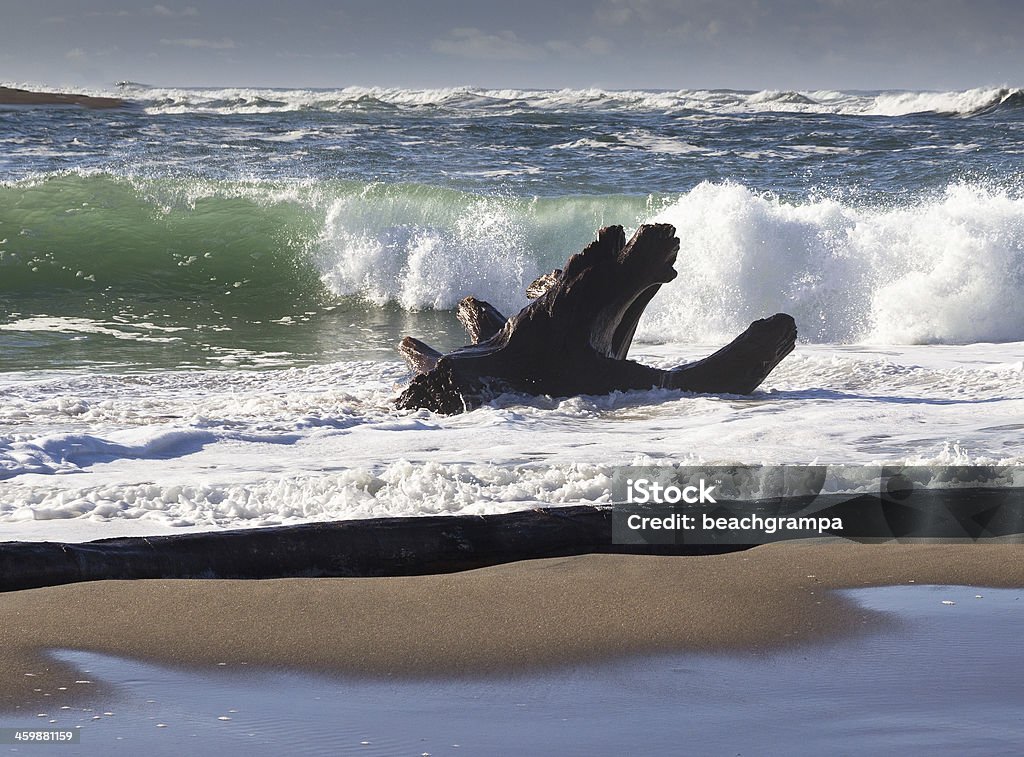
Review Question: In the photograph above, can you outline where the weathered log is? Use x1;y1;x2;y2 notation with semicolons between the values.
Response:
400;298;508;375
399;336;442;374
5;488;1019;591
0;507;748;592
457;296;507;344
526;268;562;299
397;224;797;413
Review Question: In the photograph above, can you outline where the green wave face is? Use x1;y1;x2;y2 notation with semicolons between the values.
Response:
3;172;1022;372
0;173;327;309
0;172;656;315
0;172;656;370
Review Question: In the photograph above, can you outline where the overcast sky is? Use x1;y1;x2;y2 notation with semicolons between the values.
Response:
2;1;1021;91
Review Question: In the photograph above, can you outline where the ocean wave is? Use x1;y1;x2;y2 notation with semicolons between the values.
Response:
0;171;330;307
2;173;1023;344
0;427;218;479
131;84;1024;118
868;86;1024;117
0;172;656;317
8;82;1020;118
642;182;1024;344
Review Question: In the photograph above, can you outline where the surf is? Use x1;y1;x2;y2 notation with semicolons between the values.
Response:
3;173;1023;345
87;84;1024;118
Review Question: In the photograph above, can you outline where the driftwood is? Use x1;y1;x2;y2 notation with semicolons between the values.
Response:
0;507;748;593
397;223;797;413
4;488;1018;591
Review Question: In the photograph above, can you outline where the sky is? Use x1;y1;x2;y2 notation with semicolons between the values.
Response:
1;0;1022;92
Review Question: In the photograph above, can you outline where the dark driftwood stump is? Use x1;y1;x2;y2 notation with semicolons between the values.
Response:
397;224;797;414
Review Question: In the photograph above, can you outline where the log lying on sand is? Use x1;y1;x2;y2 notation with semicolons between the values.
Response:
397;224;797;414
0;507;748;593
5;487;1019;591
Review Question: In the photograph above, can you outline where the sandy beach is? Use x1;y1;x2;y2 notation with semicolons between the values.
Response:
2;541;1021;713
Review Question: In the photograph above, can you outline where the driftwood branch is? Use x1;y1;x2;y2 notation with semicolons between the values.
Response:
397;224;797;413
458;296;507;344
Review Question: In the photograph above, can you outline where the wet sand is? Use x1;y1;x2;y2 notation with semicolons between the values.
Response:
8;585;1022;756
2;541;1022;712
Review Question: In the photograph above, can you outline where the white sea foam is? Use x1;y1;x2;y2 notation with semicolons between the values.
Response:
641;182;1024;345
0;316;187;342
316;190;542;314
866;87;1019;116
1;344;1021;541
310;180;1024;345
9;81;1017;118
551;130;705;154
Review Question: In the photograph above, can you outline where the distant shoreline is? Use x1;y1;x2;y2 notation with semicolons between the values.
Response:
0;85;124;109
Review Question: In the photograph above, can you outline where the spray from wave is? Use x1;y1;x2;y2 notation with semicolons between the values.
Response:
315;180;1024;345
314;185;658;314
643;182;1024;344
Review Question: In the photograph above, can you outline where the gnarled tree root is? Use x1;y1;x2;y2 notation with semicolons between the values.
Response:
397;224;797;414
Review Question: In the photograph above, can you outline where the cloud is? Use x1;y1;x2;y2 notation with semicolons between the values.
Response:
431;28;543;61
276;50;357;61
595;0;642;26
546;36;614;58
160;37;237;49
153;5;199;17
65;46;120;61
432;25;617;64
85;10;132;18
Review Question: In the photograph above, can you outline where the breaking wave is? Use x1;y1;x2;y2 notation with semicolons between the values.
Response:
643;182;1024;345
2;173;1023;344
7;82;1022;118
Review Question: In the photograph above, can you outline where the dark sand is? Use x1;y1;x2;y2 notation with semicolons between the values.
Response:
0;86;124;109
2;541;1022;711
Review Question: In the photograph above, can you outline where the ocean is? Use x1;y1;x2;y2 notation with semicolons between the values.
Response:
1;83;1022;542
